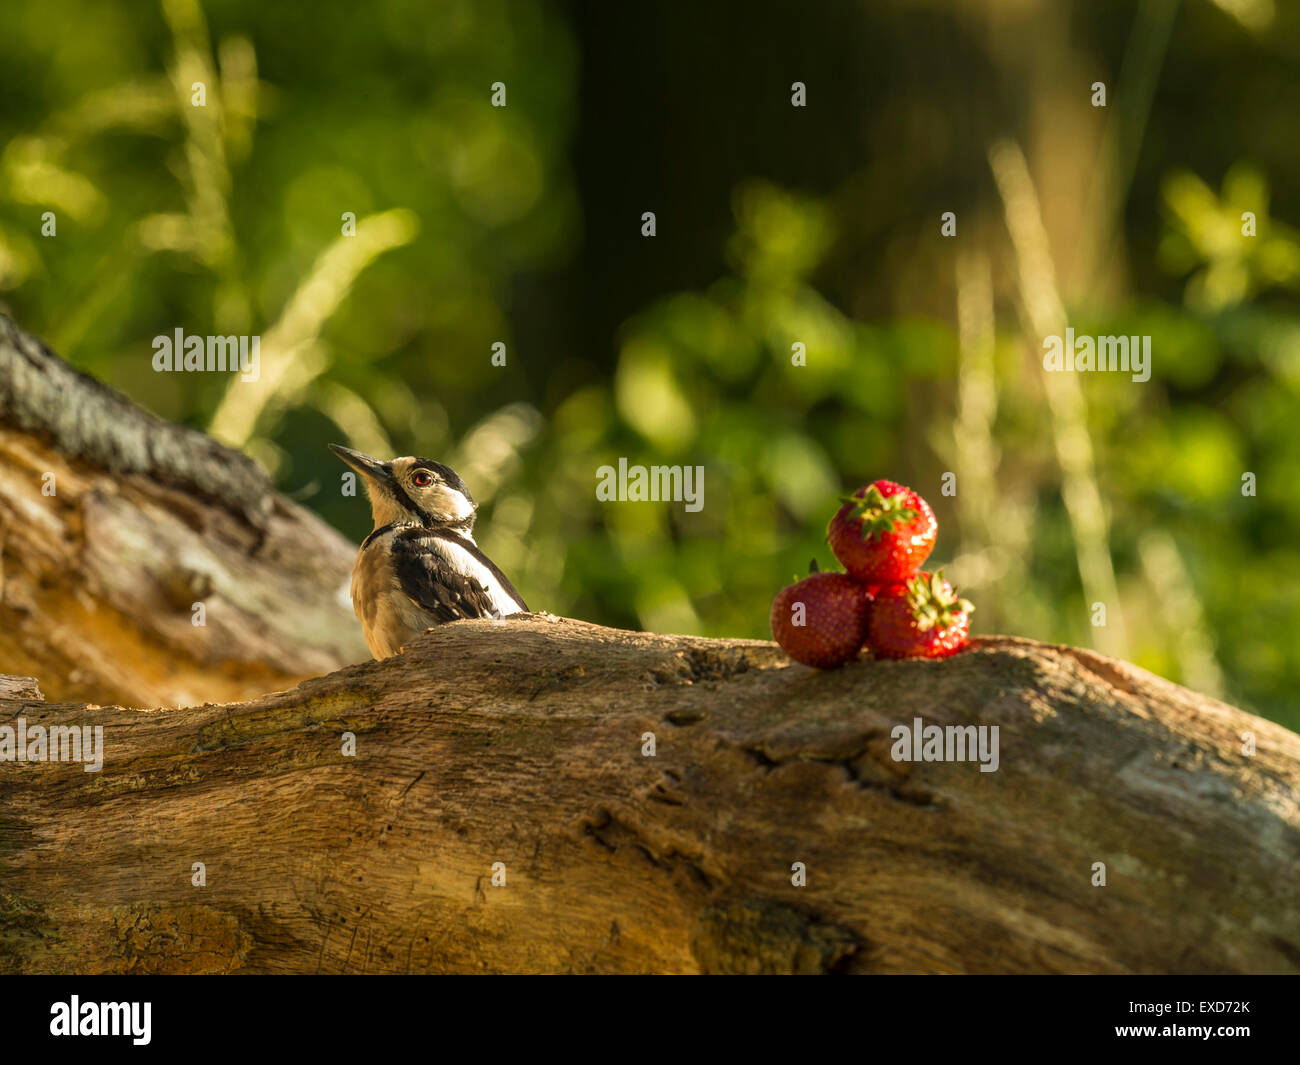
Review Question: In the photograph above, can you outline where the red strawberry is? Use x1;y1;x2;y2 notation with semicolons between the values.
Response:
868;571;973;660
770;572;872;669
827;480;937;584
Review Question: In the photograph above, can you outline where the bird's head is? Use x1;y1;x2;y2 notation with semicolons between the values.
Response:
329;444;476;532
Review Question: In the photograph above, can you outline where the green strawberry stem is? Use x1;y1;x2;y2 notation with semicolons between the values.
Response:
906;570;974;632
842;484;919;543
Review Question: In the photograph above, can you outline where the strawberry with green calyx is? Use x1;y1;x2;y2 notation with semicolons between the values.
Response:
827;480;937;585
770;571;872;669
867;570;973;660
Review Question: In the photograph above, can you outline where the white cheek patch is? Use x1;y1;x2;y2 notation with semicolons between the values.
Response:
433;538;523;616
428;485;475;521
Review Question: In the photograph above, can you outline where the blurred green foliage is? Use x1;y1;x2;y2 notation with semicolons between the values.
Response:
1;0;1298;728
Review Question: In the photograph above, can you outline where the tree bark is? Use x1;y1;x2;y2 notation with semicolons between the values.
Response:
2;618;1297;975
0;314;368;708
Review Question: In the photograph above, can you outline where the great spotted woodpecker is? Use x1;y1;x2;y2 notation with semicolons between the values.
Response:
329;444;528;659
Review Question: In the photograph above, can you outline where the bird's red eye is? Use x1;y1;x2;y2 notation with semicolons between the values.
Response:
412;471;433;487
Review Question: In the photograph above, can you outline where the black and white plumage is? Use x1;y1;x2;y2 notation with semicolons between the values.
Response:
329;444;528;659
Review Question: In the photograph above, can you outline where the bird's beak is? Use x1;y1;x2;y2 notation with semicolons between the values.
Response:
328;444;391;485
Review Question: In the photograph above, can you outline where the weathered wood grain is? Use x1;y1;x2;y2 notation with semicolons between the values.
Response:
2;616;1296;974
0;675;42;701
0;314;368;707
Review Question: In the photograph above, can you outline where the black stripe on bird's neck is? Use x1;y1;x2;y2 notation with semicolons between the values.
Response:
386;479;476;533
360;522;398;551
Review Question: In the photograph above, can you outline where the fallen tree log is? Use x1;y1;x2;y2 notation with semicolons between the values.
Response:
0;314;368;708
2;616;1297;974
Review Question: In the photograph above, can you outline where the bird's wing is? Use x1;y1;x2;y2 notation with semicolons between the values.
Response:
440;530;529;614
390;530;526;622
